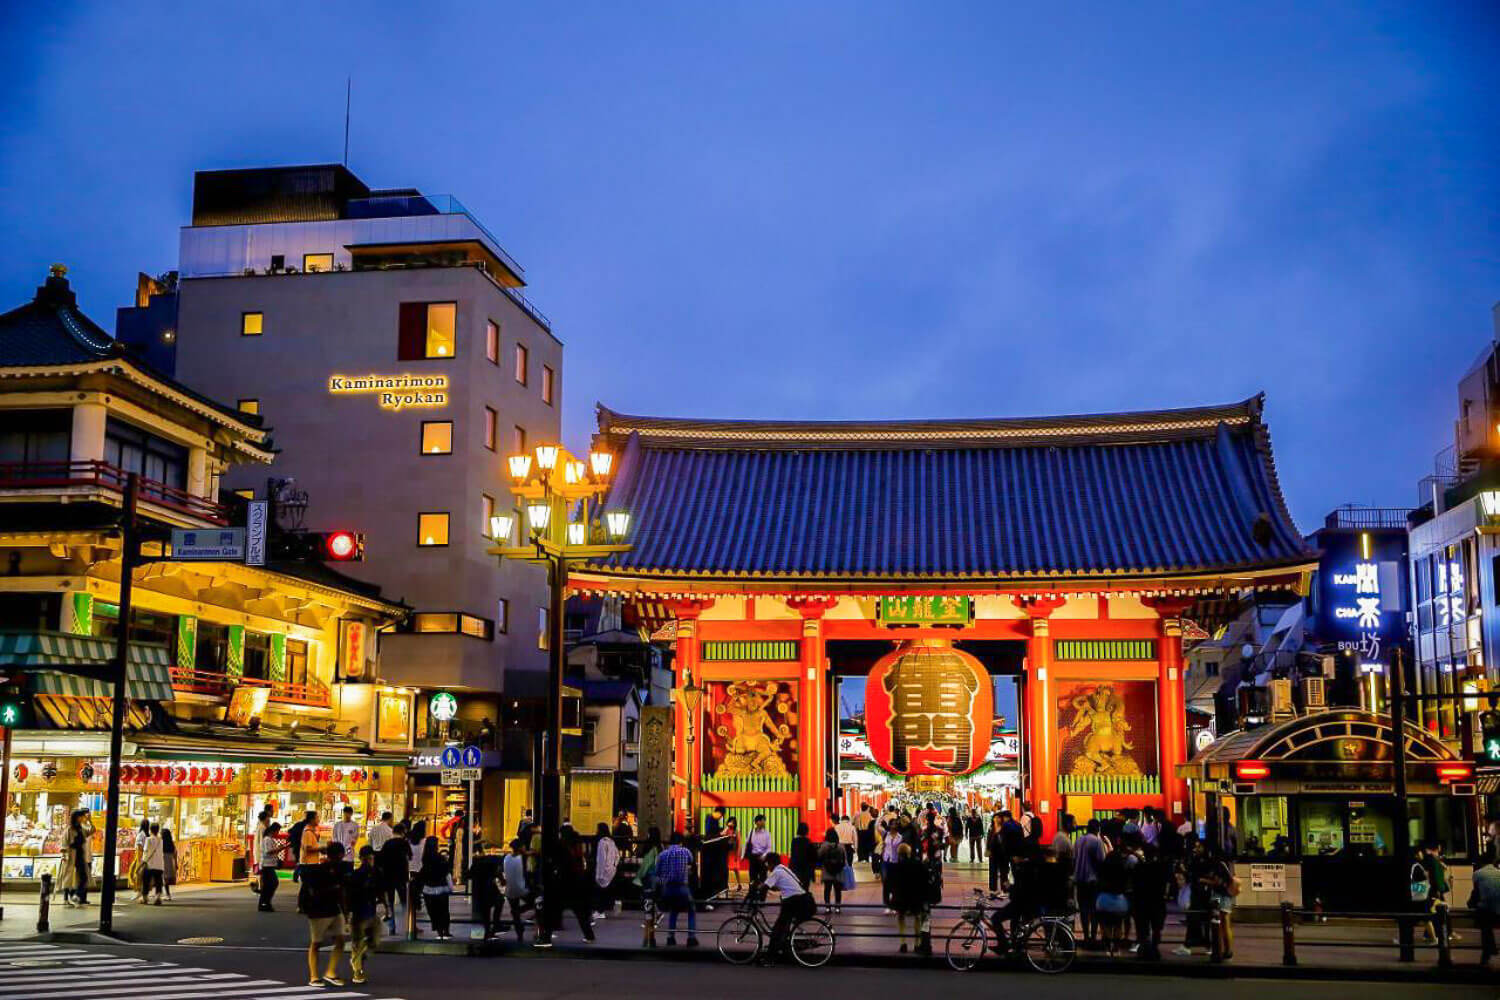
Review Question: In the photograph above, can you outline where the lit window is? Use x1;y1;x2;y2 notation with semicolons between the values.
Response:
418;512;450;546
413;613;459;633
538;606;549;650
303;253;334;273
542;365;555;406
398;302;456;360
484;407;497;451
460;614;490;639
496;598;509;634
512;425;526;455
237;399;260;416
486;320;499;364
421;421;453;455
482;494;495;536
241;312;263;336
514;342;528;385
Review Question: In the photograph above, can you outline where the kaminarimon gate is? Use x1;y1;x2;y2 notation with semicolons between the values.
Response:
570;396;1317;841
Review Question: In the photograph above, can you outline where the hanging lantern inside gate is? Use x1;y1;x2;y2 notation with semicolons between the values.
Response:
864;638;992;777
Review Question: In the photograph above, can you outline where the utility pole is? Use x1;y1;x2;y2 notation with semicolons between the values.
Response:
98;473;140;935
1391;646;1410;863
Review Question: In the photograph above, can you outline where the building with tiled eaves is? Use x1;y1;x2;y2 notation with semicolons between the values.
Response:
570;396;1317;844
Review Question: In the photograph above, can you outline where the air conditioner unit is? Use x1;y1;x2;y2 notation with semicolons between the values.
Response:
1303;676;1327;709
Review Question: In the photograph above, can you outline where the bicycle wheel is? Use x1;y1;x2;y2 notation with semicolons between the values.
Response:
1023;919;1076;974
790;917;836;968
716;914;763;965
945;919;989;972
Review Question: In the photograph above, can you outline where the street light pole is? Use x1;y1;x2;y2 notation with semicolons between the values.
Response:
541;554;567;841
99;472;141;935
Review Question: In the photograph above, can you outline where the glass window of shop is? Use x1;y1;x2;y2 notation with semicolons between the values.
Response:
196;622;230;673
92;603;176;653
1238;795;1294;858
1416;542;1481;739
242;630;271;679
1299;799;1347;856
287;638;309;687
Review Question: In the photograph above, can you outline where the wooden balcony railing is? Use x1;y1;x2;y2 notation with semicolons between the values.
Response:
0;460;228;524
169;667;331;708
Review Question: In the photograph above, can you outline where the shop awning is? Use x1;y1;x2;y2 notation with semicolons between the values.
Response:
130;726;411;766
0;630;174;701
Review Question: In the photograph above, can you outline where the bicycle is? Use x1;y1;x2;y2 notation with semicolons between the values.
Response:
945;888;1077;974
716;889;836;968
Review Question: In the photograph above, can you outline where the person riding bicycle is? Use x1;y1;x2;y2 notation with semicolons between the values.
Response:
988;844;1070;950
759;850;814;964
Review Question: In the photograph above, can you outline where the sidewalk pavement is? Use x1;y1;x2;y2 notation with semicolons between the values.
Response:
3;862;1495;984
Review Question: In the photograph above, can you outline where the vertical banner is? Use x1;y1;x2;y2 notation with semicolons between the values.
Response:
340;620;370;680
226;624;245;679
637;706;674;840
62;592;94;636
269;633;287;683
176;616;197;673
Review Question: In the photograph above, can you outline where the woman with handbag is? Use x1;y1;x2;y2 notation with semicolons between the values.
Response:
817;828;846;914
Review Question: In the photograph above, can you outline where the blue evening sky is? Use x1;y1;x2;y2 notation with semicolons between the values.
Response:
2;3;1497;528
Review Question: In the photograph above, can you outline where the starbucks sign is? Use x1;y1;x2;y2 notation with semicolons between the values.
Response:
429;691;459;722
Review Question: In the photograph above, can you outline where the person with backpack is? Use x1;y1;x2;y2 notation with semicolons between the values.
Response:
817;827;847;913
299;841;349;987
258;821;283;912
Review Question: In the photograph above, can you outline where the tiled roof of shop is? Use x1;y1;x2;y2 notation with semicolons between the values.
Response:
585;396;1315;581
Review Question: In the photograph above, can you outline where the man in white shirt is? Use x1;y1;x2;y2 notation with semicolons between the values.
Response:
835;815;857;866
743;814;774;883
368;812;394;853
761;851;814;963
332;807;360;871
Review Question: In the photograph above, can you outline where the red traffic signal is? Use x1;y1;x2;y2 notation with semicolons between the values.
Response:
319;531;364;562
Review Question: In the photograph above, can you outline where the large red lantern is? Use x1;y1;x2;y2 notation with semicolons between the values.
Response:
864;639;993;776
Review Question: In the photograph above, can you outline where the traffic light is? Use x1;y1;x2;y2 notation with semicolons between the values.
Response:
319;530;363;562
1482;707;1500;764
0;687;26;729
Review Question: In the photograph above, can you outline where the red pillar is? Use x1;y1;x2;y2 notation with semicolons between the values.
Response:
790;596;836;835
1145;597;1193;821
666;598;714;834
1015;595;1065;838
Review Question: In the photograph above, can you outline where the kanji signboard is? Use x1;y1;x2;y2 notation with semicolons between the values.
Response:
864;639;991;775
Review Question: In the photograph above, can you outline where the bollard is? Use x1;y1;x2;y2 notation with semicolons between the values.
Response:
1436;904;1452;970
1209;903;1224;964
37;873;51;933
1397;915;1415;963
1280;901;1297;966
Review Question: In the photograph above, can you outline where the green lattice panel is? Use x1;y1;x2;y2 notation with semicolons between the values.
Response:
1053;639;1158;661
701;640;800;662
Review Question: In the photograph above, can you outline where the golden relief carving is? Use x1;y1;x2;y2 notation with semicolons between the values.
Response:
713;681;792;776
1065;683;1141;776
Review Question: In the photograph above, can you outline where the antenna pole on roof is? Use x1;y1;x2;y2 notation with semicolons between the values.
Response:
343;77;352;166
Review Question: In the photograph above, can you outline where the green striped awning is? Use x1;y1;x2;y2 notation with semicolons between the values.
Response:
0;630;175;702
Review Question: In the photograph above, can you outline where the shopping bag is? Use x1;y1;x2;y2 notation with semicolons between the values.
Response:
841;865;856;891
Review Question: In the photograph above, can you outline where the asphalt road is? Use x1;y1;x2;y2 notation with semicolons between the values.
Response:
43;942;1500;1000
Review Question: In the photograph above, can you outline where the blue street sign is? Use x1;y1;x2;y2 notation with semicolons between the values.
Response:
462;745;481;768
440;746;462;769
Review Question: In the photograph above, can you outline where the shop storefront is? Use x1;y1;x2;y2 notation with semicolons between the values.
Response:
1;730;407;886
1183;709;1479;912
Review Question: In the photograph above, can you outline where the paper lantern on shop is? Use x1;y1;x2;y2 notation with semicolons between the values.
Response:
12;764;27;782
120;765;134;783
40;762;57;781
188;767;201;783
78;763;94;782
864;638;993;777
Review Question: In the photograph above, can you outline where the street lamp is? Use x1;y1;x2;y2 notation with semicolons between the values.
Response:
488;443;630;855
682;668;704;833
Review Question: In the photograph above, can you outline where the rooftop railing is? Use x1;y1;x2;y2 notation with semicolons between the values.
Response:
346;193;525;280
1323;505;1411;530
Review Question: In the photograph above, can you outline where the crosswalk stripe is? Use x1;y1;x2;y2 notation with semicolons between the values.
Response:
0;944;394;1000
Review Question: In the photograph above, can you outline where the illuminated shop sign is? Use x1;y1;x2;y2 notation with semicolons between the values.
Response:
1323;532;1401;670
328;373;449;412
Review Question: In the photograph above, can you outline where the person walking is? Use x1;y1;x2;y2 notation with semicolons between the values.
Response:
332;806;359;870
406;821;427;925
160;827;178;900
593;821;620;919
1469;851;1500;966
130;818;150;901
789;822;817;889
1074;818;1106;945
1131;840;1171;960
656;831;699;947
368;812;394;854
419;836;455;940
946;806;963;863
376;820;410;930
965;808;984;863
258;821;283;911
347;845;382;985
888;843;931;954
1094;839;1132;956
818;827;847;913
880;817;905;912
141;823;166;905
835;814;857;867
536;828;596;947
62;809;92;906
721;817;744;891
744;814;774;883
634;826;663;898
503;839;533;944
985;813;1007;893
1052;813;1076;869
854;804;876;863
299;842;349;987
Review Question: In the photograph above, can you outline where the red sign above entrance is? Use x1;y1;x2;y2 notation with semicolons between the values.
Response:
864;639;992;776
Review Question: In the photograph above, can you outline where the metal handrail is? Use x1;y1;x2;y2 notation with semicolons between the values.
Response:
170;666;331;707
0;460;227;524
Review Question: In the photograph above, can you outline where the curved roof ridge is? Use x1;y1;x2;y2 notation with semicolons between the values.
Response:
596;396;1265;451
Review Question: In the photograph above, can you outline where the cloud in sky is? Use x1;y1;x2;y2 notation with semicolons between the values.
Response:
1;2;1495;527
